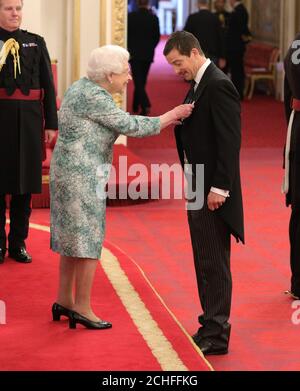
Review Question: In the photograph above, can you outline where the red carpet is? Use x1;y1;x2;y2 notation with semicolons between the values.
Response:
0;225;210;371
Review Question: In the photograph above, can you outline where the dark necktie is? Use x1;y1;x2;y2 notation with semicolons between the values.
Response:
184;80;196;104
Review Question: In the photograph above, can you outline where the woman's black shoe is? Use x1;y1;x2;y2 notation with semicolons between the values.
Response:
69;311;112;329
52;302;73;321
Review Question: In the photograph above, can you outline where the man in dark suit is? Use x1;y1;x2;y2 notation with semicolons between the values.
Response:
282;33;300;300
214;0;230;28
184;0;225;69
214;0;230;74
226;0;251;99
128;0;160;115
0;0;58;264
164;31;244;355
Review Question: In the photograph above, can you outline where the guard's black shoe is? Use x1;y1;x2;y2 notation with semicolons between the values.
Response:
8;247;32;263
0;248;6;264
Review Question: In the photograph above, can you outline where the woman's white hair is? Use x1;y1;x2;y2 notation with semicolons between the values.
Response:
87;45;130;83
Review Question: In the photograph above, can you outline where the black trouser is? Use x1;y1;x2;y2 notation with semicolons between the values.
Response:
0;194;32;250
289;209;300;296
130;60;152;113
227;50;245;100
187;204;231;346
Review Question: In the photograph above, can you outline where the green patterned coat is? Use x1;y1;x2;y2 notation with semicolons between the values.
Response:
50;77;160;259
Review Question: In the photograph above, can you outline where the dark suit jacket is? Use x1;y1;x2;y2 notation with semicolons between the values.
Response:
284;33;300;208
184;10;224;60
175;63;244;243
128;8;160;62
227;3;250;54
215;11;231;29
215;11;230;57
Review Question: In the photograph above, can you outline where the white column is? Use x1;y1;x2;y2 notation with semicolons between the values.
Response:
22;0;68;97
79;0;100;78
65;0;74;90
22;0;42;34
176;0;186;30
100;0;112;46
41;0;68;98
280;0;296;57
99;0;128;145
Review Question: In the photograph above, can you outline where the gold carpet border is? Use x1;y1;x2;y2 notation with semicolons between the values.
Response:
101;247;188;371
28;223;213;371
29;223;50;233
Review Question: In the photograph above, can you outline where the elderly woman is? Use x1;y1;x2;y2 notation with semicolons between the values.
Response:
50;45;193;330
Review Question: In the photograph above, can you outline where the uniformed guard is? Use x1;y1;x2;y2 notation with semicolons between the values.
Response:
0;0;58;264
282;32;300;300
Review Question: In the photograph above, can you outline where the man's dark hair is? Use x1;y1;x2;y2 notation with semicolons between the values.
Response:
137;0;149;7
163;31;204;57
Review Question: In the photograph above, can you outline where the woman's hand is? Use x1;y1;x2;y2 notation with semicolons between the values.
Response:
159;103;194;130
173;103;194;122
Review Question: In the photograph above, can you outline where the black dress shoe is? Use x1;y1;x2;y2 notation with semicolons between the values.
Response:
8;247;32;263
192;327;207;344
52;302;74;321
69;311;112;330
0;248;6;264
194;337;228;356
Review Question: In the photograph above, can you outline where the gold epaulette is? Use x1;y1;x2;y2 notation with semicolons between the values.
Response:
0;38;21;78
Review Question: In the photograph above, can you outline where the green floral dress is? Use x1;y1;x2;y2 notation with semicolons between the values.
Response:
50;77;160;259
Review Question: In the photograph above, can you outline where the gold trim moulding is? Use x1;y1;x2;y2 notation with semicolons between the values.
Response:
42;175;49;185
112;0;126;47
